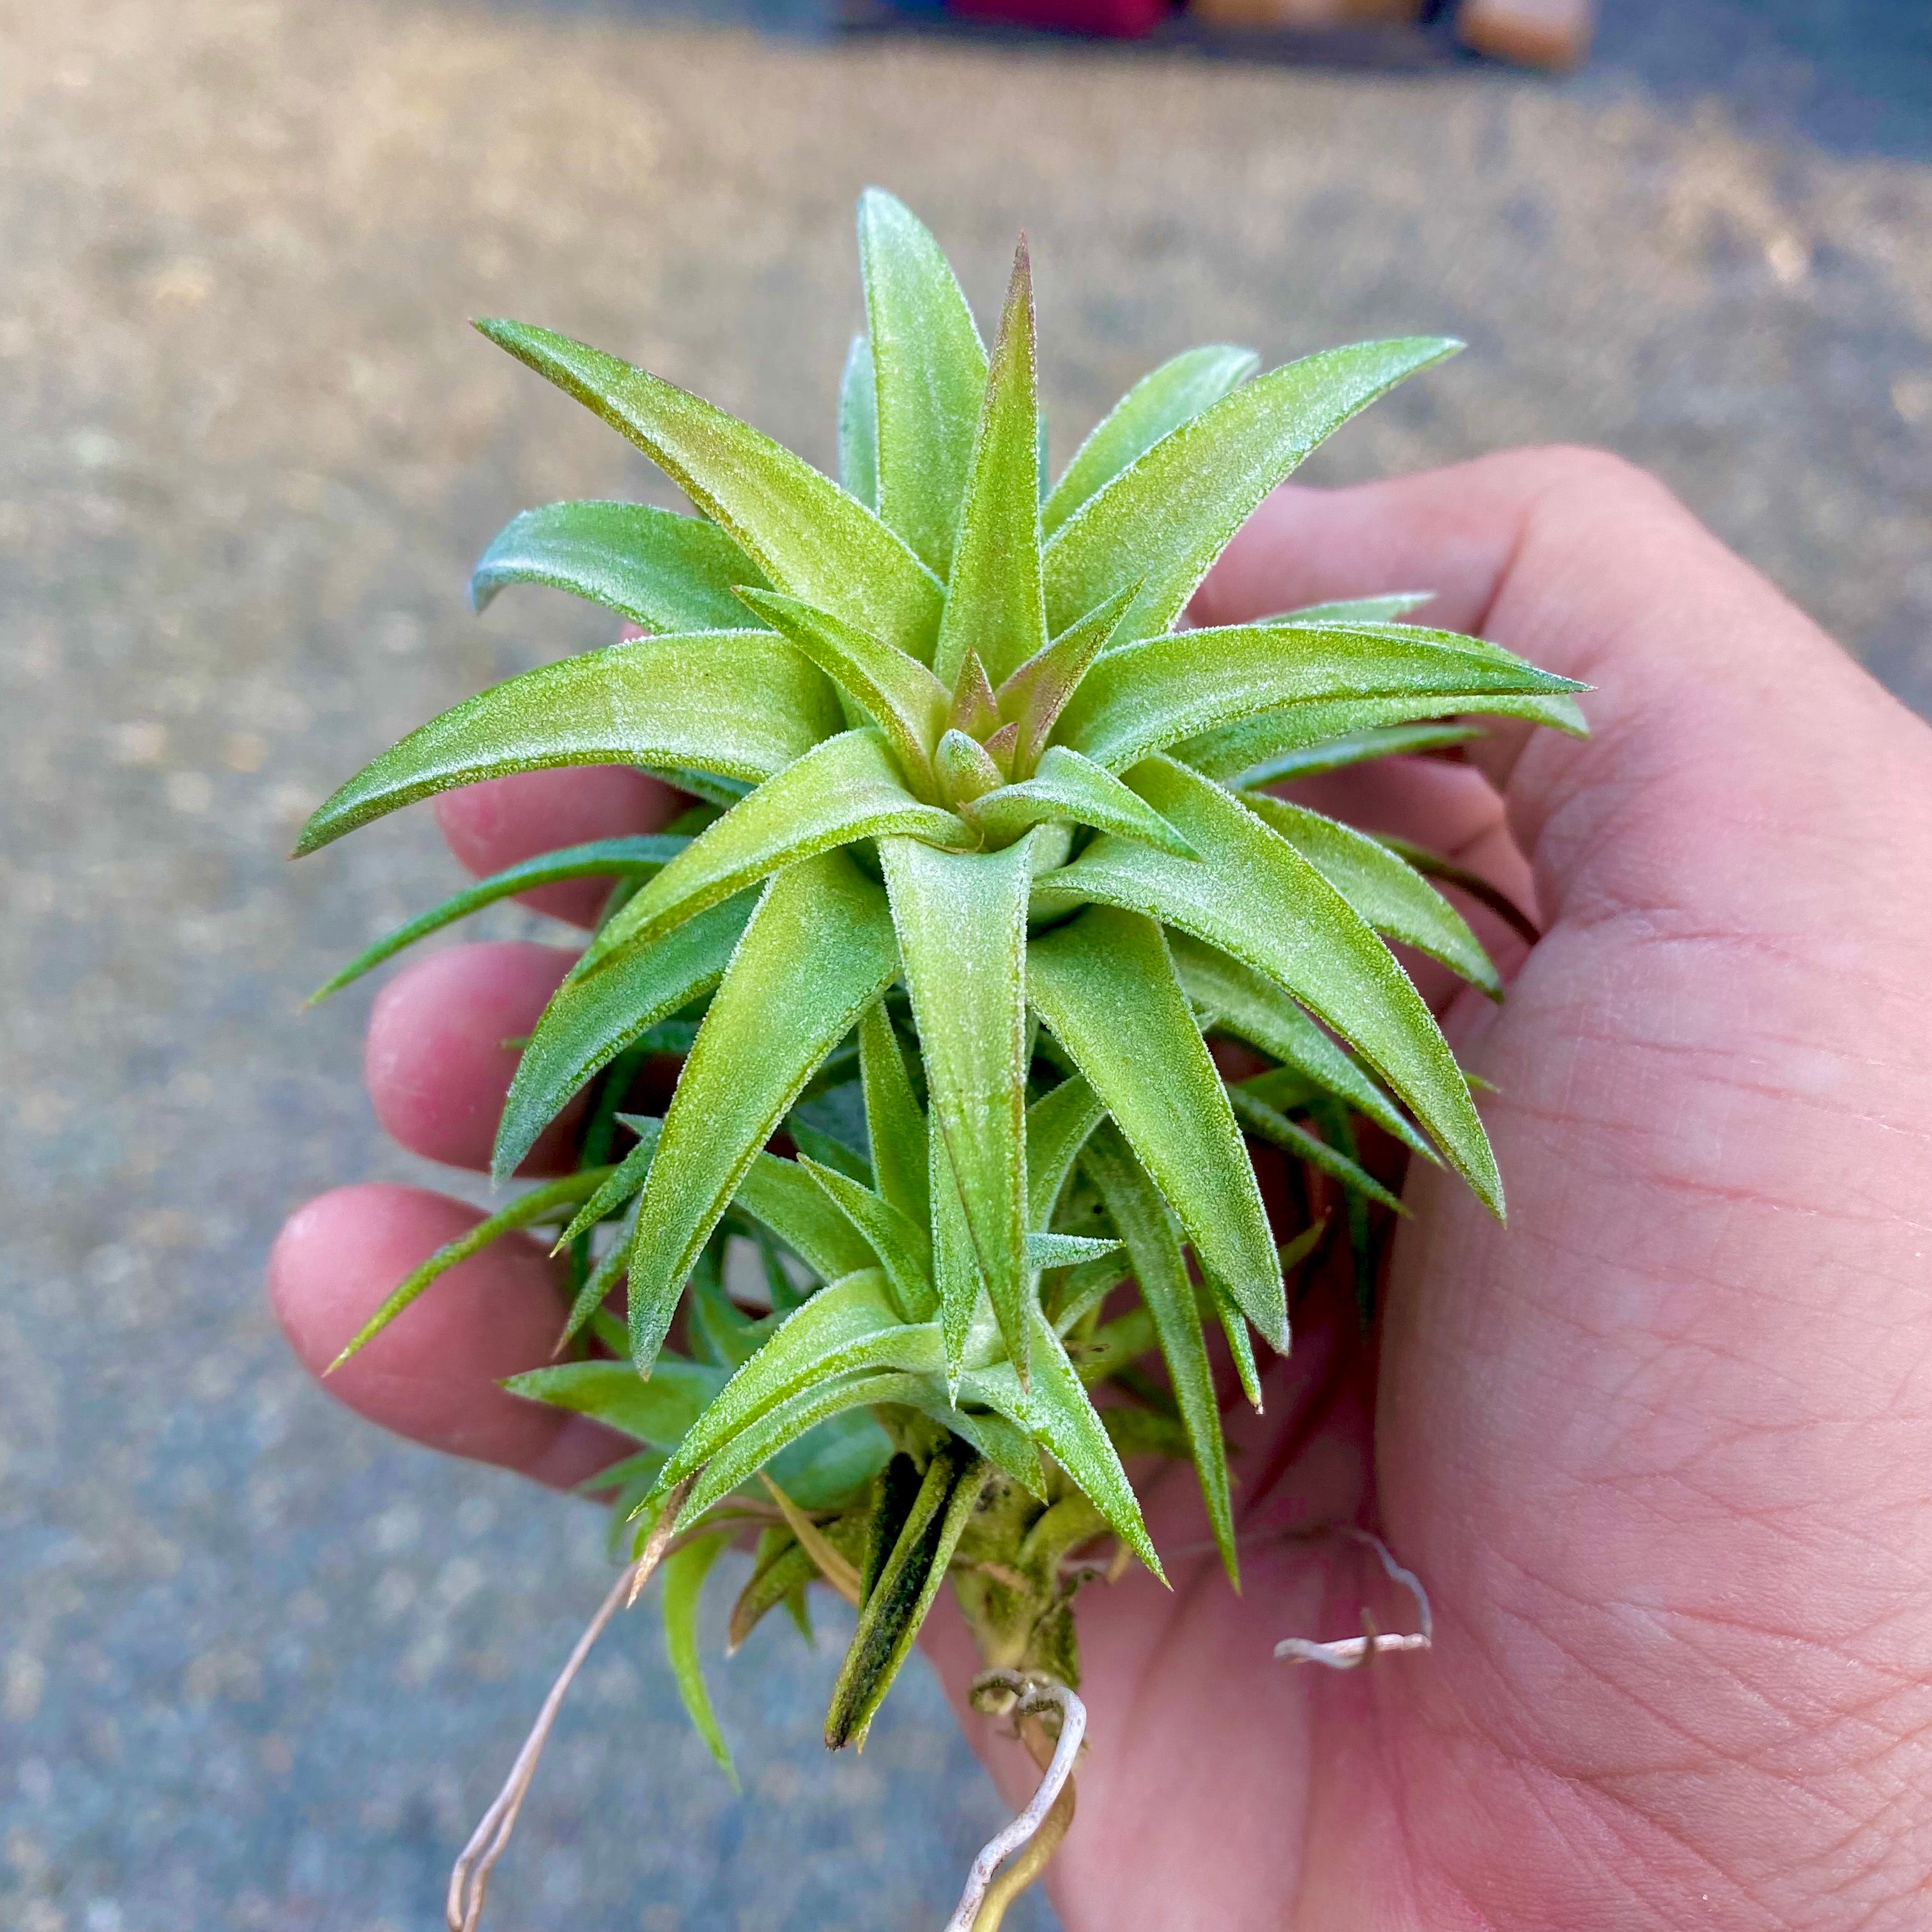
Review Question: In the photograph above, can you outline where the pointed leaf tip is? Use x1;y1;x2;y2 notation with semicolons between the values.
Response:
858;189;987;592
296;630;839;857
475;315;942;658
469;500;769;634
932;239;1046;690
1043;346;1260;538
1045;335;1468;646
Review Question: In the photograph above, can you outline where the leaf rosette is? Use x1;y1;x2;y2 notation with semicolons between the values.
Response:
300;190;1583;1765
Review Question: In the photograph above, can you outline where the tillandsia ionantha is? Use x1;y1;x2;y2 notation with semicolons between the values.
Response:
298;188;1586;1926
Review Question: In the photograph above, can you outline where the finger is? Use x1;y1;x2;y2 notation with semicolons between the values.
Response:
1193;446;1922;930
268;1183;629;1487
434;765;684;927
365;940;583;1173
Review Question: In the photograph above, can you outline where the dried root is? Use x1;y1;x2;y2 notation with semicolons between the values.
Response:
1273;1528;1433;1671
446;1476;693;1932
947;1671;1086;1932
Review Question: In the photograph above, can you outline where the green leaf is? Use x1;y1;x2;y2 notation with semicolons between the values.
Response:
1166;931;1430;1160
477;319;944;659
470;500;769;633
661;1531;737;1782
504;1356;725;1447
733;590;951;798
309;836;685;1000
625;850;901;1370
928;1129;985;1386
1227;1086;1405;1212
917;1397;1045;1498
689;1254;767;1369
965;744;1197;857
555;1195;642;1353
995;582;1137;776
963;1307;1163;1581
493;894;754;1180
859;1002;929;1228
838;334;879;512
1023;1230;1121;1269
771;1412;896;1514
743;1217;811;1314
1053;621;1583;774
782;1582;815;1644
825;1445;986;1748
948;648;1000;740
1263;591;1434;627
867;1449;993;1727
1205;1273;1264;1412
1048;1253;1129;1335
1025;1073;1106;1232
880;836;1032;1376
733;1150;878;1282
585;730;966;971
858;188;988;583
934;727;1004;808
1070;1303;1158;1383
1026;905;1284;1349
1243;795;1501;996
730;1531;811;1653
799;1156;935;1322
557;1114;665;1249
1042;338;1460;645
680;1370;912;1521
659;770;753;812
1278;1217;1328;1277
1236;1067;1317;1113
295;631;843;855
1177;688;1588;785
1082;1123;1236;1582
326;1170;608;1369
659;1271;931;1492
1227;720;1480;791
578;1445;666;1505
786;1113;871;1186
931;241;1047;689
1374;833;1541;948
1306;1094;1377;1323
1100;1406;1192;1461
1044;344;1259;537
1035;758;1502;1214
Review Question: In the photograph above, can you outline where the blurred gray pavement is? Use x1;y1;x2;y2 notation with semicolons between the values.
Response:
3;1;1928;1928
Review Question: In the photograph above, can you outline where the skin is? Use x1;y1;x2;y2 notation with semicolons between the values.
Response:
270;448;1932;1929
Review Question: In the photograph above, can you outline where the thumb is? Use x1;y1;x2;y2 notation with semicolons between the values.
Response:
1192;445;1931;939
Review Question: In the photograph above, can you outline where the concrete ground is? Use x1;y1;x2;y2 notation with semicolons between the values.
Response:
1;1;1927;1928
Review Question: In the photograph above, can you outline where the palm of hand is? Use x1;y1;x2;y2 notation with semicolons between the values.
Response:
273;451;1932;1932
935;454;1932;1931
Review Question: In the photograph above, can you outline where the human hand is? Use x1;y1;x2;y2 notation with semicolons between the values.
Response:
270;447;1932;1930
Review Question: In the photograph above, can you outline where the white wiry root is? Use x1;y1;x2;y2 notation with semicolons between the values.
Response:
446;1476;693;1932
945;1672;1086;1932
1274;1528;1434;1671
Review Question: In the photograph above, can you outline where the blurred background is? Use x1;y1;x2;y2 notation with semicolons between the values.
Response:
3;1;1928;1928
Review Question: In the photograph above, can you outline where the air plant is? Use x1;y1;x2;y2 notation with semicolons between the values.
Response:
298;189;1583;1926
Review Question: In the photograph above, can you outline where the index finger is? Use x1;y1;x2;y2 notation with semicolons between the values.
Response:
433;764;686;928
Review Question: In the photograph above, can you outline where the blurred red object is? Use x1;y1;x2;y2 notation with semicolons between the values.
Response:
947;0;1169;34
